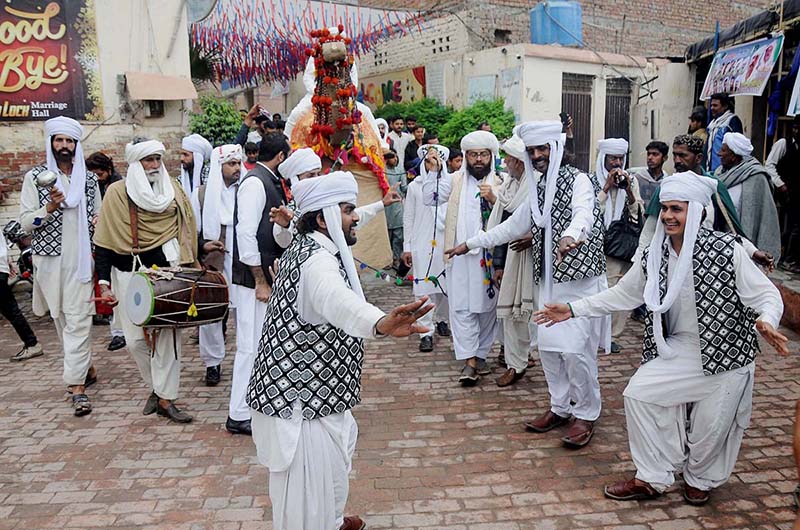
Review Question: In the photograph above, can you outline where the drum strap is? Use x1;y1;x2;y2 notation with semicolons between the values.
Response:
127;195;140;253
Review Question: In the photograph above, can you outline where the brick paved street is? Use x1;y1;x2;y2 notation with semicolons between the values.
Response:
1;276;799;530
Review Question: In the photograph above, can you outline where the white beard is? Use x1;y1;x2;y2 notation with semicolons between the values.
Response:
147;170;160;183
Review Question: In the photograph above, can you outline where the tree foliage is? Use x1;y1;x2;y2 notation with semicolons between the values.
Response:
373;98;454;134
189;95;242;146
438;100;516;147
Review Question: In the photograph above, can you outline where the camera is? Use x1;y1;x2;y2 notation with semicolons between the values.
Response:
616;171;629;189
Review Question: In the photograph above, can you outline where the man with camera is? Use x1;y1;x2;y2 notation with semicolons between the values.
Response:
595;138;643;353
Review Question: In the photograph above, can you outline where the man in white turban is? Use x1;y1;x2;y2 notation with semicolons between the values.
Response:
93;138;198;424
190;144;243;387
486;134;537;387
534;171;787;506
402;144;451;353
180;133;213;194
594;138;642;352
19;116;101;417
247;171;433;530
421;130;502;385
270;147;401;249
448;120;608;448
716;132;781;263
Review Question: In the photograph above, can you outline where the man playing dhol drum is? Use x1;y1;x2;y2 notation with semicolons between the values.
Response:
93;138;199;423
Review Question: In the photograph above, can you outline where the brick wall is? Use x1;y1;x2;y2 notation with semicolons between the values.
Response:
361;0;773;79
0;125;187;245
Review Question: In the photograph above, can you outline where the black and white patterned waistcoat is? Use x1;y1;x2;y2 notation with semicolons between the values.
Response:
640;229;759;375
531;165;606;283
28;165;98;256
247;233;365;420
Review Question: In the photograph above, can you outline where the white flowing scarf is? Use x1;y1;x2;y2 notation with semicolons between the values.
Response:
643;171;718;360
125;140;181;263
596;138;629;228
180;134;212;193
44;116;92;284
203;144;242;241
517;121;564;304
293;171;364;300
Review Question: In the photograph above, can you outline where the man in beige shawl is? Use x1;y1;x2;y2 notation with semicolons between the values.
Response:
93;138;198;423
420;130;502;386
489;135;536;387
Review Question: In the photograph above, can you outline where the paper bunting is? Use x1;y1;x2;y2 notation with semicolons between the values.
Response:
190;0;425;87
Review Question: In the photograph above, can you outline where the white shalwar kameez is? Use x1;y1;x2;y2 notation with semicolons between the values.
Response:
20;170;100;386
191;183;237;368
468;173;605;421
232;173;271;422
424;170;497;360
251;233;384;530
571;241;782;492
403;179;449;337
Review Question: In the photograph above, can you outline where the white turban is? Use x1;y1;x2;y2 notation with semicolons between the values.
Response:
44;116;92;284
596;138;629;229
416;144;451;182
502;134;526;161
516;120;565;303
722;132;753;157
294;171;364;300
460;130;499;156
375;118;388;141
203;144;242;241
278;148;322;187
180;134;213;193
125;140;175;213
644;171;718;361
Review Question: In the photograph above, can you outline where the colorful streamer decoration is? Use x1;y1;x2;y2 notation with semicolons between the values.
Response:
190;0;425;87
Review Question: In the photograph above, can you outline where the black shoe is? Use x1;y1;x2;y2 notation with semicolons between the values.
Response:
459;364;479;386
143;391;158;415
435;321;451;337
107;336;126;351
226;417;252;435
156;401;193;423
419;336;434;352
610;342;621;354
205;365;221;386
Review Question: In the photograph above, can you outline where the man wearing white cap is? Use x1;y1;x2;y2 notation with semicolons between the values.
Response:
19;116;101;417
716;132;781;262
247;171;433;530
487;135;536;386
190;144;243;387
270;147;401;248
595;138;642;353
179;133;213;194
448;121;608;447
422;130;502;385
93;138;198;423
402;144;451;353
535;171;787;505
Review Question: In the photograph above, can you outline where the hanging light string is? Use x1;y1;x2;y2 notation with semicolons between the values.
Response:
355;258;447;296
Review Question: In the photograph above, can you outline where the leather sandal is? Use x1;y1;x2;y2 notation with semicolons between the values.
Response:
72;394;92;417
604;477;660;501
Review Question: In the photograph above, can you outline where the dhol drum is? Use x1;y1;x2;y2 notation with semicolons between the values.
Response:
125;267;229;328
